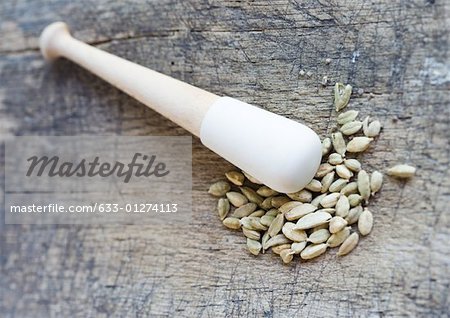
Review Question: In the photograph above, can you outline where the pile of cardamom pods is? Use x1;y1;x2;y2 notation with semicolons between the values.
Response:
208;83;416;264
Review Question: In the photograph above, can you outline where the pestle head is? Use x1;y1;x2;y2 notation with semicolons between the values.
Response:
200;97;322;193
39;22;71;61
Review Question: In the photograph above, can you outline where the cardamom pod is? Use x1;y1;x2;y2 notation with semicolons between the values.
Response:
268;212;285;237
291;241;307;254
334;83;352;111
336;164;353;179
335;195;350;217
260;197;273;210
287;189;312;203
329;178;349;193
344;159;361;172
315;163;335;178
337;232;359;256
217;198;230;220
282;222;308;242
387;164;416;178
272;244;291;255
279;201;302;213
362;116;370;136
261;231;270;252
242;227;260;240
249;209;265;217
328;153;344;165
305;179;322;192
320;193;340;208
208;181;230;197
222;217;241;230
358;209;373;236
232;203;257;218
312;223;330;232
340;121;362;135
329;216;348;234
331;132;346;156
357;170;370;201
322;137;332;156
365;120;381;137
265;209;280;217
307;229;331;244
256;186;279;197
340;182;358;196
280;248;295;264
370;171;383;195
247;238;262;255
321;171;335;193
337;110;359;125
226;191;248;207
347;194;362;207
316;208;336;215
327;226;351;248
285;203;317;221
260;215;275;227
345;205;363;225
346;137;373;153
311;193;327;207
271;196;291;208
240;186;264;205
300;243;328;260
225;171;245;186
263;234;291;250
240;216;267;231
294;211;332;230
242;171;262;184
239;217;257;231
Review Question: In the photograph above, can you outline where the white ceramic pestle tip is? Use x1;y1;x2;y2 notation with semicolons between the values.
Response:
200;97;322;193
39;22;71;61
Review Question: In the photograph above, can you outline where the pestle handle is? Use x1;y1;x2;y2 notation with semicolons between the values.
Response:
40;22;218;137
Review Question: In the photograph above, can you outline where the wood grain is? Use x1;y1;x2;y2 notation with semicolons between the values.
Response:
1;0;449;317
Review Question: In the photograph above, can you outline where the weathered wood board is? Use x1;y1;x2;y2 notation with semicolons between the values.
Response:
0;0;449;317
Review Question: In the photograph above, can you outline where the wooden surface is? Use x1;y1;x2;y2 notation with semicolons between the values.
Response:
1;0;449;317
